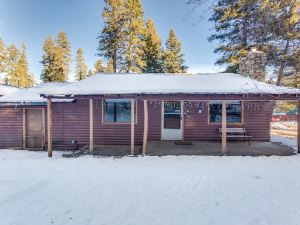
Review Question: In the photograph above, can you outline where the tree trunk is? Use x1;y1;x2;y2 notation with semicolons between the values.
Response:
276;39;290;86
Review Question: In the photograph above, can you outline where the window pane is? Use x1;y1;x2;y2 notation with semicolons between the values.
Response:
104;101;115;122
104;99;132;123
164;114;181;129
209;103;222;123
209;102;241;123
116;101;131;122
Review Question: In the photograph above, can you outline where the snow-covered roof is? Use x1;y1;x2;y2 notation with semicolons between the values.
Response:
0;84;21;96
0;82;73;105
41;73;300;96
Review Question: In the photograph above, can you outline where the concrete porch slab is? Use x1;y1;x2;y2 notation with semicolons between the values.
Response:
87;141;295;157
146;141;296;156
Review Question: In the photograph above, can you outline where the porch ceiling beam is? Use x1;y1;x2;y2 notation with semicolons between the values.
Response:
131;99;135;155
47;97;53;157
89;99;94;154
142;100;149;155
222;100;227;154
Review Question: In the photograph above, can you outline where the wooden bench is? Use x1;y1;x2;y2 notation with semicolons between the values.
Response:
218;128;251;145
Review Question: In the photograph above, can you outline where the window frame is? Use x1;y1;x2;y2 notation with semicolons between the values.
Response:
102;99;137;124
208;101;243;125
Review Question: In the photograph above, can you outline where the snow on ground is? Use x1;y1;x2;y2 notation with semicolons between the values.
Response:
271;121;297;131
1;150;300;225
271;135;297;151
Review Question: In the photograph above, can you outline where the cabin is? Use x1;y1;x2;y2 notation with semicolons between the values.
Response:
1;73;299;157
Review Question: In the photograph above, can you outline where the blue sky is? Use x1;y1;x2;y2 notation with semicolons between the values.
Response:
0;0;223;82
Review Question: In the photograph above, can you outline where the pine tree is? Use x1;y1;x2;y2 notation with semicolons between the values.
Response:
94;59;106;73
75;48;88;81
260;0;300;85
16;44;34;88
122;0;145;72
56;32;71;81
0;38;7;73
97;0;127;73
88;69;95;76
142;18;163;73
41;36;58;82
6;44;20;86
106;59;114;73
207;0;258;73
41;33;71;82
163;29;187;73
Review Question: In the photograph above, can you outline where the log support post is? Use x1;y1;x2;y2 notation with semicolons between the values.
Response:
222;100;227;154
47;97;53;157
22;108;26;149
298;100;300;153
89;99;94;154
131;99;135;155
142;100;148;155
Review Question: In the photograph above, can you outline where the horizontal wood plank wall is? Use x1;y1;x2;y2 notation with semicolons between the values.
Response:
0;107;23;148
184;101;273;141
0;99;272;149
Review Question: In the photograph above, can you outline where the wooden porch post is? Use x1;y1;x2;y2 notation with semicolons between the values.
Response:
142;100;148;155
131;99;135;155
47;97;52;157
222;100;227;154
89;99;94;154
298;100;300;153
22;109;26;149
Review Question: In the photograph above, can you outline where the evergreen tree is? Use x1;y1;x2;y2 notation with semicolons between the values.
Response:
94;59;106;73
97;0;127;73
163;29;187;73
6;44;20;86
260;0;300;85
75;48;88;81
207;0;258;72
0;38;7;73
56;32;71;80
106;59;114;73
41;33;71;82
88;69;95;76
16;44;34;88
41;36;58;82
122;0;145;72
142;18;163;73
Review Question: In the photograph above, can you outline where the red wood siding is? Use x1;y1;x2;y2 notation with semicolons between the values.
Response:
0;98;273;149
0;107;23;148
184;101;273;141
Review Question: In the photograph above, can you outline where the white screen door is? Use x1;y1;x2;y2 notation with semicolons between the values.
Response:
161;101;183;140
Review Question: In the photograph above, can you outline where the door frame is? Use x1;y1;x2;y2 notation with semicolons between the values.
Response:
23;108;46;149
161;100;184;141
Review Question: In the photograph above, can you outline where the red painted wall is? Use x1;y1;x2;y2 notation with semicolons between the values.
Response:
0;99;272;149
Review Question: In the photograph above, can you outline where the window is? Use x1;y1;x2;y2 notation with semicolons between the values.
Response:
103;99;135;123
164;101;181;129
209;101;241;123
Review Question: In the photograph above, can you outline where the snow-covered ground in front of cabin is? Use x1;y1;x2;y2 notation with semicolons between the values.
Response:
1;150;300;225
271;135;297;151
271;121;297;131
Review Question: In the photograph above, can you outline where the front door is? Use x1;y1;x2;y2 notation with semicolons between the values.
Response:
26;109;44;149
162;101;183;140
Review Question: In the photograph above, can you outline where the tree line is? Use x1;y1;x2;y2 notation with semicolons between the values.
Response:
188;0;299;87
0;0;187;86
0;39;35;87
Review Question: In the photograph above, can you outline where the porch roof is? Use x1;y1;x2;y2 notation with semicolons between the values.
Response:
41;73;300;98
0;82;73;105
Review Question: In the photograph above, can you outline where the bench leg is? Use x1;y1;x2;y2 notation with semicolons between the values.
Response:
248;137;251;146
